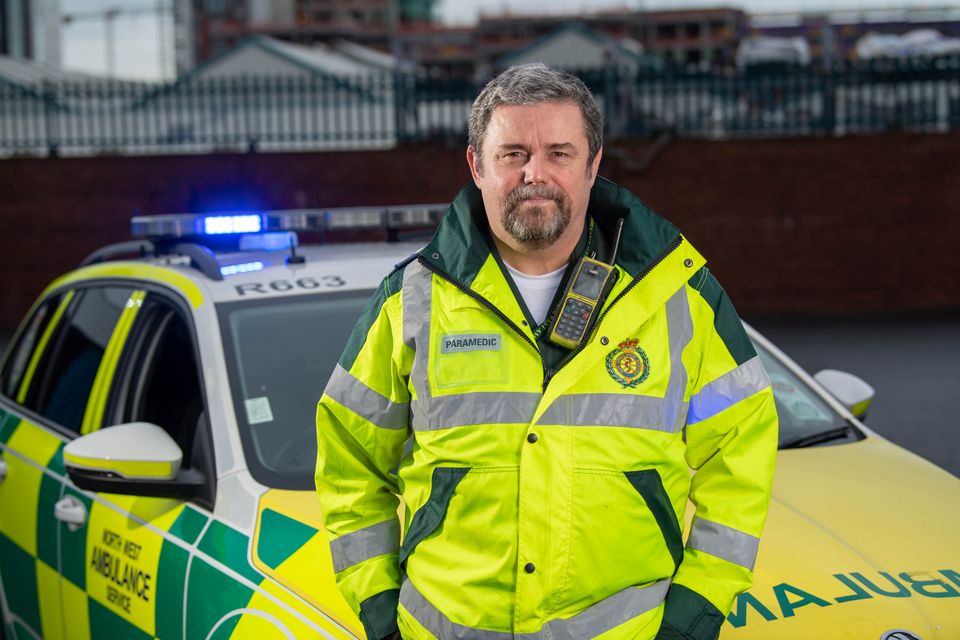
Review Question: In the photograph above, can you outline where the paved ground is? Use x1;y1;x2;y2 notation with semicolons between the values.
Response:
2;311;957;477
747;311;960;478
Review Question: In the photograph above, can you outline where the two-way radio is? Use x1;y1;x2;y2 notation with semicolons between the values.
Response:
547;218;624;350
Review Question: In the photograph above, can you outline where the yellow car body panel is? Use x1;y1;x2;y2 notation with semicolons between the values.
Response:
722;437;960;639
252;489;365;637
46;263;205;309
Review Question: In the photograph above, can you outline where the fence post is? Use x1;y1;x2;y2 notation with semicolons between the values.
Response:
246;76;258;153
822;65;836;136
42;80;60;157
393;70;406;143
603;64;615;139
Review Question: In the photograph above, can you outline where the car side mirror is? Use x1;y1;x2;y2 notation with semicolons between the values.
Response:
813;369;875;419
64;422;204;499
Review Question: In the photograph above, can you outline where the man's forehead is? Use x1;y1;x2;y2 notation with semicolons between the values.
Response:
489;101;582;121
487;102;588;142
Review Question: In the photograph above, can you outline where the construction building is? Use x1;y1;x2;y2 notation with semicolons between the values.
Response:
177;3;746;77
0;0;60;64
175;4;960;79
181;0;439;72
751;5;960;64
475;8;747;72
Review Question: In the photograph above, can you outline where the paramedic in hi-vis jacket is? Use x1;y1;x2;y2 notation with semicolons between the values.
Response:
316;63;778;640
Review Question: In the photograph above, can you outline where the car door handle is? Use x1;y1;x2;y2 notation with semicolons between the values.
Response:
54;496;88;531
0;457;7;482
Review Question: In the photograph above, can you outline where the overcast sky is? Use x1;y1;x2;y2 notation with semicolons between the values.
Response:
60;0;948;80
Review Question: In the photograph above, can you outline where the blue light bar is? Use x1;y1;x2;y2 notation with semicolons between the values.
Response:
132;205;446;240
239;231;297;252
219;261;265;277
203;214;263;235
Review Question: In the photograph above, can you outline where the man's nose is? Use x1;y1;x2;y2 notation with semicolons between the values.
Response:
523;154;547;184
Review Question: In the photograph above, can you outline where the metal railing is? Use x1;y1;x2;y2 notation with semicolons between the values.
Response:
1;56;958;157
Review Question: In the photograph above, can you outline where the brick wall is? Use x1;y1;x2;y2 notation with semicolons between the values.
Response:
1;131;958;329
606;133;960;314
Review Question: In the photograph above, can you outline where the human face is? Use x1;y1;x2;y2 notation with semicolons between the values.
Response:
467;102;602;256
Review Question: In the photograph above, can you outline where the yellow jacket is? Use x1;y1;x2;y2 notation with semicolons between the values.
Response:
316;179;778;640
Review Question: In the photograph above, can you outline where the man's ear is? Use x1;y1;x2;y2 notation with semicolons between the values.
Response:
466;146;483;184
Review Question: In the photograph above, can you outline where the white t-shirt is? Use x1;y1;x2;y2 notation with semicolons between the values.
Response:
504;262;566;325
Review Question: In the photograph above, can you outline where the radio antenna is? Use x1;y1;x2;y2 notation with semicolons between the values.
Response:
608;218;625;265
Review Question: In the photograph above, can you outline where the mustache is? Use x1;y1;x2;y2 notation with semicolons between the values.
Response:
504;184;566;208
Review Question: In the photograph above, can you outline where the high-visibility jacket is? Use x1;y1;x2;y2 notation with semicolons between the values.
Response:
316;178;778;640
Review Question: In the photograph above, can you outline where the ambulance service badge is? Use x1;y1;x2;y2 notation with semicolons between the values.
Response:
606;338;650;388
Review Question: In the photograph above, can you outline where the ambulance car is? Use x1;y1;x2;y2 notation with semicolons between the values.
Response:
0;208;957;640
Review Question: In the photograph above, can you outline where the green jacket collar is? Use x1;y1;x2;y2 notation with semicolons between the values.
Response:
419;177;683;286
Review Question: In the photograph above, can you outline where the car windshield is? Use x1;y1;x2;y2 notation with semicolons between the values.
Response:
219;292;851;489
754;342;849;445
218;291;373;489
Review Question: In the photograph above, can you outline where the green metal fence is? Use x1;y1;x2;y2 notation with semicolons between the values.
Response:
1;56;958;157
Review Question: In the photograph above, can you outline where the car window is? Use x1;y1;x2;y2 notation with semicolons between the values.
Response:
106;292;215;506
108;294;206;460
23;286;135;433
217;291;371;489
1;291;68;400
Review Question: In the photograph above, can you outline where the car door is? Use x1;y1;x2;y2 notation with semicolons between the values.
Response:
74;287;216;640
0;284;137;640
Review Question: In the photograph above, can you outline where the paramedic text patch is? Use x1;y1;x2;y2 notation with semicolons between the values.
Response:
441;334;502;353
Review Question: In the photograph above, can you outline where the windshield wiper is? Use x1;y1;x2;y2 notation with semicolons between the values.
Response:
780;424;855;450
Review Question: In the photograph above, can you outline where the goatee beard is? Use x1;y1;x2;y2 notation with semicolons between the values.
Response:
500;184;571;250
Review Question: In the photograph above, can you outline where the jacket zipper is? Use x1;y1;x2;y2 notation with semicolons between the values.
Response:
541;235;684;390
417;257;546;377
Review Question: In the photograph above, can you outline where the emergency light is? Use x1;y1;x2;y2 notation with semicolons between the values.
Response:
219;261;265;277
131;205;447;242
203;214;263;235
239;232;297;252
119;204;447;280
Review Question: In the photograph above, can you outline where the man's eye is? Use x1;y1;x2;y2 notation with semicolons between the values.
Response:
552;151;569;158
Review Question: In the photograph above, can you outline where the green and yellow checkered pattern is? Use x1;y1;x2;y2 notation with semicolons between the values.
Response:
0;408;360;640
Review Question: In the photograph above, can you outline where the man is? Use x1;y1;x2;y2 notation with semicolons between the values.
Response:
316;63;777;640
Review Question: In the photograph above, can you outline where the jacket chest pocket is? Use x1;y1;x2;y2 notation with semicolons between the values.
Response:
433;331;508;389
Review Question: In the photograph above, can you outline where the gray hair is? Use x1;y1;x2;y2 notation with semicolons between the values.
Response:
468;63;603;168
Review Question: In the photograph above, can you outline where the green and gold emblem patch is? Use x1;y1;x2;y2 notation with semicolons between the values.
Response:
606;338;650;388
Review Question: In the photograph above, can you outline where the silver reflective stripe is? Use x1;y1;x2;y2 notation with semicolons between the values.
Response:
411;392;541;432
537;394;672;431
402;260;433;402
400;578;670;639
687;356;770;425
664;286;693;433
330;519;400;573
400;579;514;640
324;364;409;430
531;579;671;640
687;517;759;570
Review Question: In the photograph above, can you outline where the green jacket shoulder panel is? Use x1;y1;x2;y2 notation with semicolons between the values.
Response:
337;267;405;370
420;183;492;289
589;177;682;277
689;267;756;366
